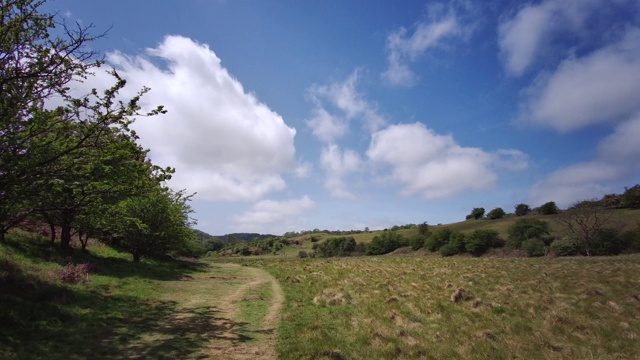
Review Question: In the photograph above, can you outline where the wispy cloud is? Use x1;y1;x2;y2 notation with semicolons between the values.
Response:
381;2;473;87
231;196;316;234
320;144;362;200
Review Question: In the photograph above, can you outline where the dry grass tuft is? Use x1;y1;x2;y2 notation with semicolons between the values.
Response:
451;287;471;303
313;289;351;306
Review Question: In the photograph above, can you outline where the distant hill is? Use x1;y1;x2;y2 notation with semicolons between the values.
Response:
192;229;277;245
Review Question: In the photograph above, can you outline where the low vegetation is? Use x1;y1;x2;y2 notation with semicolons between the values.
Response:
257;255;640;359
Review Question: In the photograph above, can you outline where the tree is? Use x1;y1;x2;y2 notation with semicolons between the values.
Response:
507;218;552;249
487;207;506;220
514;203;531;216
466;229;501;256
418;222;430;236
556;201;614;256
621;184;640;209
0;0;103;241
465;207;485;220
108;188;197;262
539;201;559;215
366;231;404;255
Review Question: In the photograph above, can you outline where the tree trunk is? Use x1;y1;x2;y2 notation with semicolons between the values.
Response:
49;222;56;243
0;229;5;243
133;253;141;263
60;212;73;249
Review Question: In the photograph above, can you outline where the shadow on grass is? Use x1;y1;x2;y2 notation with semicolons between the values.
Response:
0;256;258;359
2;234;209;281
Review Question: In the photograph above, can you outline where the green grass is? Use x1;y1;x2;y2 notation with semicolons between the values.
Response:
238;254;640;359
0;230;258;359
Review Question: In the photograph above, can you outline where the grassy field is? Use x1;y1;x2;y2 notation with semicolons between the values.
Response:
0;230;281;360
236;254;640;360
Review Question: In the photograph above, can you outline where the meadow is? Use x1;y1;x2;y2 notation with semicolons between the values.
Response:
251;254;640;359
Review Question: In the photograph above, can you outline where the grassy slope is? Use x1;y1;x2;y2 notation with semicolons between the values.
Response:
0;231;279;360
255;255;640;359
285;209;640;247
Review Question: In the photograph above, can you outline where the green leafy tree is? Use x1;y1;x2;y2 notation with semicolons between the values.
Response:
465;207;485;220
0;0;103;242
418;222;430;236
514;203;531;216
487;207;506;220
108;188;196;262
424;228;453;252
621;184;640;209
539;201;559;215
507;218;552;249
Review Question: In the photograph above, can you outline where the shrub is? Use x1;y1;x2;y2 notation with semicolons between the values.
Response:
487;207;506;220
591;228;624;256
539;201;559;215
550;237;581;256
621;184;640;209
439;232;466;257
466;229;500;256
507;218;551;249
315;237;357;257
298;251;309;258
619;227;640;253
410;234;426;251
424;228;453;252
522;238;546;257
514;203;531;216
366;231;404;255
465;207;485;220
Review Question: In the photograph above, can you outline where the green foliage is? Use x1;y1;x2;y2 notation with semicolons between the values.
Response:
315;237;356;257
409;234;426;250
522;238;546;257
621;184;640;209
107;188;197;262
550;237;581;256
507;218;552;249
591;228;625;256
440;232;466;257
539;201;559;215
515;203;531;216
418;222;430;236
465;207;485;220
366;231;404;255
466;229;501;256
487;207;506;220
424;228;453;252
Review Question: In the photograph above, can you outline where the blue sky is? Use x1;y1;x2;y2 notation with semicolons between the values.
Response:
44;0;640;235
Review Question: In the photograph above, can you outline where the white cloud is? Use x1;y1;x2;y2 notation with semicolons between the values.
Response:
498;0;608;76
97;35;297;201
529;114;640;207
306;71;385;140
367;123;501;199
381;2;470;87
320;144;362;200
520;27;640;132
231;196;315;234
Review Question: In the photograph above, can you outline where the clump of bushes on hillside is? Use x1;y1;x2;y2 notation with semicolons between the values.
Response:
366;231;406;255
313;237;357;257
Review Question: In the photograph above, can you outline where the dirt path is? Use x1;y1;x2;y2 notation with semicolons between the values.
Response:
205;264;284;360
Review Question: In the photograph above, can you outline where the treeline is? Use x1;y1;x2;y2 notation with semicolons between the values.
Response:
465;184;640;221
0;1;199;262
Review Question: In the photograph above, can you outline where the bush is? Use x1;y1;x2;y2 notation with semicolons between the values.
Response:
466;229;500;256
550;237;581;256
410;234;426;250
315;237;357;257
515;203;531;216
465;207;485;220
539;201;559;215
522;238;546;257
591;228;624;256
507;218;551;249
424;228;453;252
621;184;640;209
298;251;309;258
440;232;466;256
487;207;506;220
366;231;404;255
